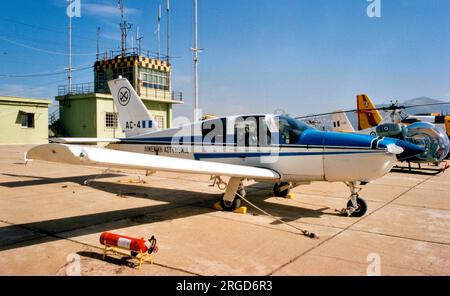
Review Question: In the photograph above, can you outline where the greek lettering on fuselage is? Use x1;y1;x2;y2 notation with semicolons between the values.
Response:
144;146;191;154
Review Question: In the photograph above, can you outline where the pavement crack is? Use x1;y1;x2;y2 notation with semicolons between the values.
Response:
267;174;436;276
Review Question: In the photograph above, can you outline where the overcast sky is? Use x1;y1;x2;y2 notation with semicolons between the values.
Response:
0;0;449;120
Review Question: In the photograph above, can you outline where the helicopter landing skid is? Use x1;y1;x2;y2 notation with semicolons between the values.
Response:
391;161;449;176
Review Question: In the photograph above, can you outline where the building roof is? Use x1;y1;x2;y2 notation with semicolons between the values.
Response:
0;95;52;105
55;92;183;104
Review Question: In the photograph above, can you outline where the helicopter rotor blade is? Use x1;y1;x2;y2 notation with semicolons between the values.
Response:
402;102;450;109
296;101;450;120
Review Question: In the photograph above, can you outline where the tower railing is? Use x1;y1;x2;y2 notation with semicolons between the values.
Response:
96;47;169;62
58;81;182;102
58;82;95;96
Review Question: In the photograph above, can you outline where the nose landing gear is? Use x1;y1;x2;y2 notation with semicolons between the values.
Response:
273;182;292;198
342;182;368;217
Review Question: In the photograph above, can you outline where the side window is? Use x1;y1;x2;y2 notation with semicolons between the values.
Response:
202;118;226;145
20;113;35;129
279;117;291;144
258;117;272;146
234;117;258;147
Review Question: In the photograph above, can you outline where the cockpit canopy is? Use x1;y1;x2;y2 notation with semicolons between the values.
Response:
277;115;316;144
200;115;316;147
403;122;450;163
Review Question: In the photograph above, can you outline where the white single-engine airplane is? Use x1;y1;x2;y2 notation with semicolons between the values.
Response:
26;78;424;218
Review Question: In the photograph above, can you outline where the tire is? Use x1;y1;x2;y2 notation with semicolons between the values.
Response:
346;197;368;217
130;251;138;257
273;182;291;198
220;195;242;212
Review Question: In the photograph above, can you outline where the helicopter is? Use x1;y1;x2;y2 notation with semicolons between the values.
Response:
297;94;450;165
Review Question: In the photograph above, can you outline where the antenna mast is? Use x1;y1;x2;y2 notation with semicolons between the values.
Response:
192;0;201;122
166;0;170;63
157;2;162;60
68;0;72;95
136;26;143;55
119;0;132;56
96;27;100;60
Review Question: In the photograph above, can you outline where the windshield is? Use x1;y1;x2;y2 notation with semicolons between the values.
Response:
277;115;316;144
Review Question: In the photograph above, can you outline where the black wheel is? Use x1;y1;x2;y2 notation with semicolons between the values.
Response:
346;197;368;217
220;195;242;212
130;251;138;257
273;182;291;198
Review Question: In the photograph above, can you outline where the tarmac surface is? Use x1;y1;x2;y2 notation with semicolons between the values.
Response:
0;145;449;275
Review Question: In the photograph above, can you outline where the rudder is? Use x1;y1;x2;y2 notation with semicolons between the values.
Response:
108;78;159;138
357;94;382;130
330;111;355;132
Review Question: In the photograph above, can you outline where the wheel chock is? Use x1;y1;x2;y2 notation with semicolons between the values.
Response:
233;206;247;214
212;202;247;214
285;193;295;199
117;179;146;184
213;201;223;211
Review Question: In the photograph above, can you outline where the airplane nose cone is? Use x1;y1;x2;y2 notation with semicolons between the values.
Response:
390;139;426;161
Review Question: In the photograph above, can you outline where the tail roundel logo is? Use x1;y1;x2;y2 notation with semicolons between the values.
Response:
118;87;131;106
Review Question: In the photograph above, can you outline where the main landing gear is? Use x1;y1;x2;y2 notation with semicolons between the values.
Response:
220;181;246;211
212;177;246;212
215;177;368;217
218;180;295;210
273;182;292;198
343;182;368;217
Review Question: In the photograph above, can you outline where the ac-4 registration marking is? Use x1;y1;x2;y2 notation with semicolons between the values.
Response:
125;120;153;129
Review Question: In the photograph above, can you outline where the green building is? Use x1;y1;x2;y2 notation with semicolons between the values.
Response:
0;96;51;144
55;50;183;138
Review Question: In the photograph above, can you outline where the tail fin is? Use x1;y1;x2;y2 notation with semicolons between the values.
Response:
108;78;159;138
330;111;355;132
356;94;382;130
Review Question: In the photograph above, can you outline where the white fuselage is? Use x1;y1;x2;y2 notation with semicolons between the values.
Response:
106;115;397;183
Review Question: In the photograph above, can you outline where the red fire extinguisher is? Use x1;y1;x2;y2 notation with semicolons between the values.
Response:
100;232;158;256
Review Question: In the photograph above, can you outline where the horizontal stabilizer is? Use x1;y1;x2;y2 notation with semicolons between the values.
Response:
50;138;121;144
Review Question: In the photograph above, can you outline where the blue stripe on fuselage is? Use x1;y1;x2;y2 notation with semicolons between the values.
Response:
193;150;384;160
120;131;380;149
298;130;378;147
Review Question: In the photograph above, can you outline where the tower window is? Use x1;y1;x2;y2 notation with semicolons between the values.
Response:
140;68;169;91
113;67;134;87
96;71;106;92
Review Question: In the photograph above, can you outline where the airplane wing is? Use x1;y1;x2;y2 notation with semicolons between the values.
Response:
50;138;122;144
25;144;280;181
